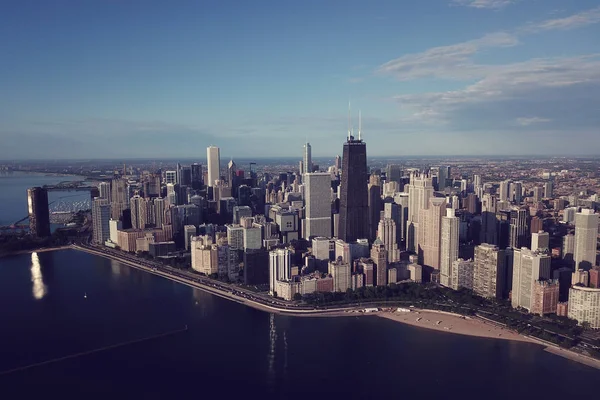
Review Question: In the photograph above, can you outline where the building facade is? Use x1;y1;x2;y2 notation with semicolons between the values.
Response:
440;208;459;287
304;172;332;239
568;286;600;328
27;187;50;238
574;209;599;270
337;131;369;243
473;244;506;299
511;248;552;312
530;280;559;316
92;197;111;244
207;146;221;188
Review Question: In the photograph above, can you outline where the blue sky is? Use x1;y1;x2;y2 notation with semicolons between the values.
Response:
1;0;599;159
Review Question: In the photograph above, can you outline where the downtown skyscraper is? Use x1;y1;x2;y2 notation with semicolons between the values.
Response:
303;172;332;239
207;146;221;188
338;111;369;243
575;209;599;270
92;197;111;244
303;142;312;175
27;187;50;238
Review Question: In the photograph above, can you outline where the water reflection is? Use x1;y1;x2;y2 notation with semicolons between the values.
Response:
267;313;277;385
30;252;47;300
192;288;214;317
110;259;122;277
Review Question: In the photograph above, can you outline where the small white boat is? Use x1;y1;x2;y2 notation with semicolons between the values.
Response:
84;292;87;299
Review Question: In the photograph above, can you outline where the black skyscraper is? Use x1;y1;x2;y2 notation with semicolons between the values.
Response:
338;116;369;243
191;163;203;190
27;187;50;238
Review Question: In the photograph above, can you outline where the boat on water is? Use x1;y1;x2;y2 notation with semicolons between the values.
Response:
84;292;87;299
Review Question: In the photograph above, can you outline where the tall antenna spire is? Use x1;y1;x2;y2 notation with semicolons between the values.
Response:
358;110;362;141
347;100;351;141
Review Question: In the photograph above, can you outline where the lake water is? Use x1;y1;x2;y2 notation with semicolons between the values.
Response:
0;250;597;398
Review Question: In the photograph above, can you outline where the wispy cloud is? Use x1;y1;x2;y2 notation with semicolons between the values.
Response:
376;4;600;142
377;32;519;81
516;117;552;126
523;6;600;32
391;54;600;130
452;0;516;9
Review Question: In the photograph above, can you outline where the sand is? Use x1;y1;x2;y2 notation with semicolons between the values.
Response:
378;309;535;343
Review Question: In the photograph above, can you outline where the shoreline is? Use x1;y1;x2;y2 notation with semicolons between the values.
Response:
11;245;600;370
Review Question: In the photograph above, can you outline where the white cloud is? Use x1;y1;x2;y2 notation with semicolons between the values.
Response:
524;6;600;32
376;32;519;81
452;0;516;9
516;117;552;126
391;54;600;132
376;4;600;143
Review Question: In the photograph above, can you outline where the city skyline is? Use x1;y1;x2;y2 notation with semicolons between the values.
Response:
1;0;599;159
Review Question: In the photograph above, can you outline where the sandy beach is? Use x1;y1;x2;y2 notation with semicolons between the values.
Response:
378;309;535;343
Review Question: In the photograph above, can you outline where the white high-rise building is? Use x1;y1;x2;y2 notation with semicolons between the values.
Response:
166;183;177;206
92;198;111;244
440;208;459;287
269;248;292;295
191;236;218;275
575;209;599;270
568;286;600;328
98;182;111;200
377;218;400;263
499;180;511;202
544;181;553;199
227;224;244;250
207;146;221;188
418;197;446;269
511;181;523;203
451;258;475;290
312;237;333;260
393;192;409;242
511;248;552;312
165;170;177;185
154;197;166;228
303;142;312;174
406;172;434;252
531;231;550;252
473;244;506;299
109;219;122;244
243;225;262;250
304;172;332;239
329;258;351;292
563;207;577;224
130;195;147;230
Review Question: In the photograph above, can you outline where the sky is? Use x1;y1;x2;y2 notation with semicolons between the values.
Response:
1;0;599;159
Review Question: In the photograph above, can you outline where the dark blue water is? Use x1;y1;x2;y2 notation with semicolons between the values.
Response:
0;250;597;398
